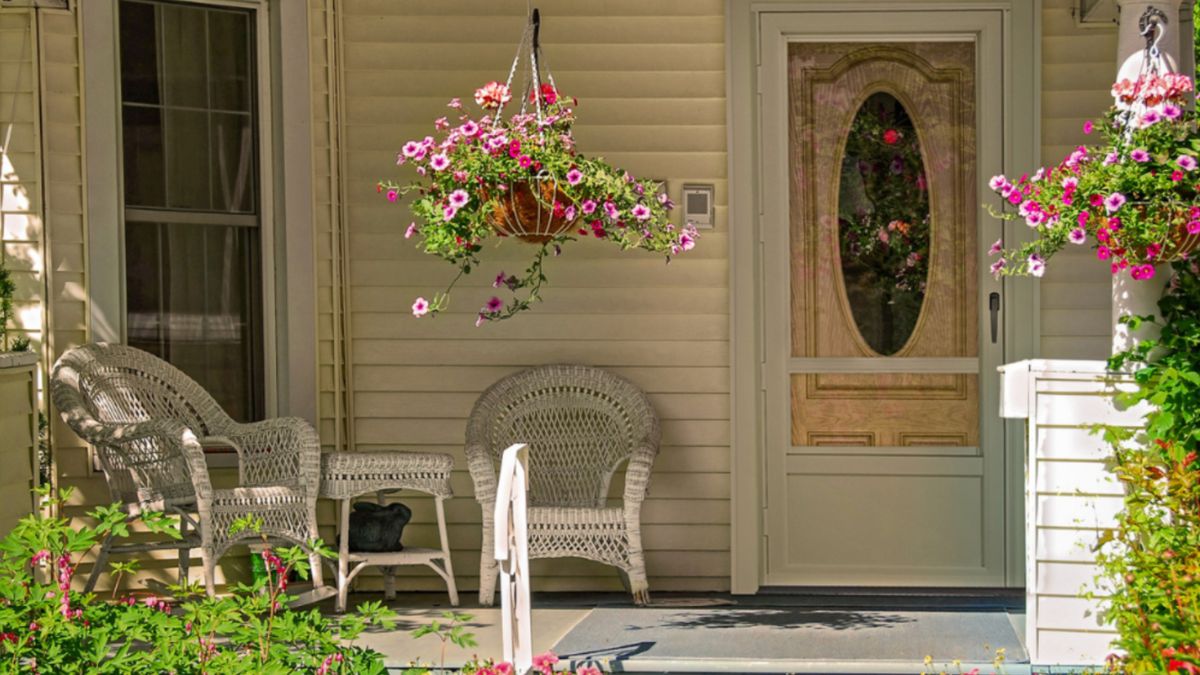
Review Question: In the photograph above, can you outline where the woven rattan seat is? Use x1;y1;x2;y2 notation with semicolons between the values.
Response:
467;365;660;605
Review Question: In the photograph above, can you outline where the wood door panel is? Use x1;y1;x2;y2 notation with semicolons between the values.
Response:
791;374;979;447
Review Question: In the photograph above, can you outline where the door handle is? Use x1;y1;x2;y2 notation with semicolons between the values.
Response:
989;292;1001;343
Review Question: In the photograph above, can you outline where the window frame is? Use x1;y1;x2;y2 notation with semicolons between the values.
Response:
82;0;316;427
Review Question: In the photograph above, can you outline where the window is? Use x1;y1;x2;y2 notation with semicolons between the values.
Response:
118;0;265;421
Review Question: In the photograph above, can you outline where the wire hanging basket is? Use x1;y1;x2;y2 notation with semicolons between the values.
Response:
484;9;579;244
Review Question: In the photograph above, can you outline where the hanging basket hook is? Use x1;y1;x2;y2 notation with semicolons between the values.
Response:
1138;6;1168;52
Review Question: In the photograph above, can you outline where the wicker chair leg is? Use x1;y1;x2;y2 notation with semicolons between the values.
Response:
202;552;217;598
627;538;650;606
478;515;498;606
177;518;191;587
84;533;114;594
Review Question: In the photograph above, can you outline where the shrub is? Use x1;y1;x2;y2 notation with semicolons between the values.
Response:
0;487;395;673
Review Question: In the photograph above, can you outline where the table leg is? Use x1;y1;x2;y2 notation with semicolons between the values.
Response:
337;497;350;613
436;496;459;606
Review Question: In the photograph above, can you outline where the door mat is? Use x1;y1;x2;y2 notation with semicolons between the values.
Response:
551;608;1028;673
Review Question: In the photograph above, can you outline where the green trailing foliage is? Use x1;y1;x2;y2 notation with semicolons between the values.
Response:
1100;261;1200;673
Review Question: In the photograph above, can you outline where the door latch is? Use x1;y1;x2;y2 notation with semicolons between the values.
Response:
989;292;1001;343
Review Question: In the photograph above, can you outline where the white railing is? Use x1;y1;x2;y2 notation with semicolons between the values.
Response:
494;443;532;672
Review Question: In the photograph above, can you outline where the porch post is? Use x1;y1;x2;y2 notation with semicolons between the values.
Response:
1111;0;1183;354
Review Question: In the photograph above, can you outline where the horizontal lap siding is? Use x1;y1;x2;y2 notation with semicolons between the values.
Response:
1029;375;1150;664
1040;1;1115;359
316;0;730;593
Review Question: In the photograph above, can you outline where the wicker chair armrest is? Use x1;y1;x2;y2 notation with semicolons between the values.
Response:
84;418;212;510
218;417;321;489
465;444;499;504
622;442;658;506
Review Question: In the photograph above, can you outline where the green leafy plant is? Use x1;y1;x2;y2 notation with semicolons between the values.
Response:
0;258;23;352
378;80;698;324
0;486;396;673
1099;260;1200;673
410;611;478;671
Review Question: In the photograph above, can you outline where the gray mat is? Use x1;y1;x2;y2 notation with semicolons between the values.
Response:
552;608;1027;670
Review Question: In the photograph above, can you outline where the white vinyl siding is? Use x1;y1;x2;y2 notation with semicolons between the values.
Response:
1039;0;1117;359
313;0;730;593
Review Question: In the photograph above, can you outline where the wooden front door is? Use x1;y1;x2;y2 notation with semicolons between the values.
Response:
764;41;1006;586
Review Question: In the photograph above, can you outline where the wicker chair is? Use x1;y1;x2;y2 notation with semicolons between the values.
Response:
50;343;326;597
466;365;661;605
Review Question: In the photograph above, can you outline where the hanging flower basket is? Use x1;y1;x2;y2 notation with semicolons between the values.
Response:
377;10;698;324
986;27;1200;282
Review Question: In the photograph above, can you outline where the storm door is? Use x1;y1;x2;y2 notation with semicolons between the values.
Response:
763;42;1006;586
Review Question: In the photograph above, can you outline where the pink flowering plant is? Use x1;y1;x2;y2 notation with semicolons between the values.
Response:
988;72;1200;281
378;81;698;324
0;486;395;673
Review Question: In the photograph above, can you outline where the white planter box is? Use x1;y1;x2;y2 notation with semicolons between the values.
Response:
0;351;39;536
999;359;1151;666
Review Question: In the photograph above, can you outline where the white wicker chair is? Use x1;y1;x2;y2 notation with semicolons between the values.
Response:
466;365;661;605
50;343;326;597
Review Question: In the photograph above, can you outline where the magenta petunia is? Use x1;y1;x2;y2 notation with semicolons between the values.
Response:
1188;220;1200;235
485;296;504;313
411;297;430;317
1097;245;1112;261
518;155;532;169
1082;120;1094;134
1027;254;1046;277
493;271;506;288
386;189;399;203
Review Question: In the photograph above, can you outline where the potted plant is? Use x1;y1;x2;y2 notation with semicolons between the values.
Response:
378;72;697;325
0;260;37;535
986;71;1200;280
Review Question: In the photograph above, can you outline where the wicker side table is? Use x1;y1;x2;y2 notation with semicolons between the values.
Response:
320;451;458;612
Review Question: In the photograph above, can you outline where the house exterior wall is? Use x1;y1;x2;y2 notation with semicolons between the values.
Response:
10;0;1124;593
1040;0;1117;360
311;0;732;593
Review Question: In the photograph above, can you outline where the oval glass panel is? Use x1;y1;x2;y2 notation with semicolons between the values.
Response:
837;92;931;355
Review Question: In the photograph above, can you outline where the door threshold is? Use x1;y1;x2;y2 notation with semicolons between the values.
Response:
754;587;1024;611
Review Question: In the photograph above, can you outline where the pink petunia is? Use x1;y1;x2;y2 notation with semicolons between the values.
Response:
411;297;430;317
990;258;1007;277
405;222;418;239
443;205;457;221
988;238;1003;255
1068;228;1087;245
1146;243;1162;259
429;153;450;171
1104;151;1120;166
1027;254;1046;277
449;189;470;209
1163;103;1183;120
581;199;597;215
434;116;449;130
532;652;559;675
1104;192;1126;214
1061;176;1078;191
1130;148;1150;163
460;121;480;137
604;201;620;220
493;271;507;288
1141;109;1162;127
1178;155;1197;171
631;204;652;221
485;296;503;313
988;174;1007;191
566;168;584;186
402;141;422;159
447;97;462;109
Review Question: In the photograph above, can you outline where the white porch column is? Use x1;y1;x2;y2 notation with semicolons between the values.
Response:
1111;0;1183;353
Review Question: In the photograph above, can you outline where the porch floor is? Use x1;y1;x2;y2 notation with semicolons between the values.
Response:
334;592;1034;674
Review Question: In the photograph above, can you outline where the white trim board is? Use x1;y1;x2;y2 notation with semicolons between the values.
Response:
726;0;1042;594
